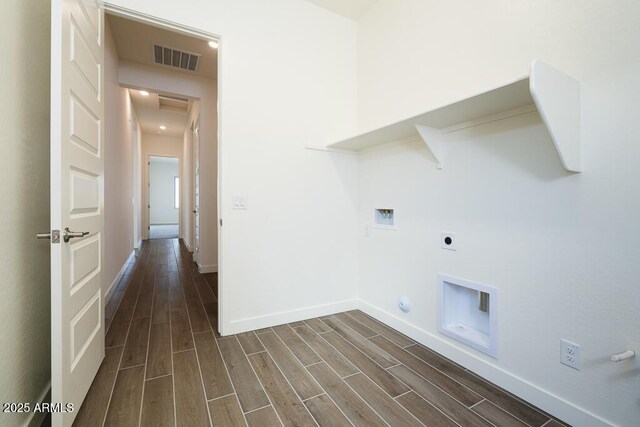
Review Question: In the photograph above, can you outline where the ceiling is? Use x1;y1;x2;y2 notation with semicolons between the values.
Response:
107;14;217;80
107;14;215;137
129;89;190;138
304;0;378;20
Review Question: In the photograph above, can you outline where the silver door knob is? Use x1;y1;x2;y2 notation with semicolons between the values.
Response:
63;227;89;242
36;230;61;243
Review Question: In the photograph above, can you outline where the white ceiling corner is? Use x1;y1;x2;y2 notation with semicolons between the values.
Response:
304;0;378;20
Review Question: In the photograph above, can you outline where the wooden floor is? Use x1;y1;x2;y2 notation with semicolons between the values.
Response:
74;238;568;427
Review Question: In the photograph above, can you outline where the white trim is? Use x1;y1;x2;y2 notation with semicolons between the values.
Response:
197;264;218;274
103;3;220;41
24;382;51;427
223;299;359;336
105;250;135;303
358;299;614;427
135;238;142;249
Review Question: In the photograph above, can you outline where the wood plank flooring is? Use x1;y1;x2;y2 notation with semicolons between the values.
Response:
75;238;569;427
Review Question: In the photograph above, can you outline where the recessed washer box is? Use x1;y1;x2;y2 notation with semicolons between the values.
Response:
438;274;498;358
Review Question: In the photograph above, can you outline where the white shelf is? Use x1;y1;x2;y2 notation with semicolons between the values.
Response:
328;60;581;172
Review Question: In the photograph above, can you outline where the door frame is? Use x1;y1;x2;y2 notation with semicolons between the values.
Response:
131;113;142;248
103;3;226;334
192;120;200;264
146;154;182;240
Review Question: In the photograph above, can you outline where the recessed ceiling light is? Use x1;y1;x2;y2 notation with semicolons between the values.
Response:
208;40;218;49
159;125;167;130
140;90;149;96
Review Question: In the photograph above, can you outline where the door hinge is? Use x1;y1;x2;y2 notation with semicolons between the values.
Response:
148;226;150;230
148;204;150;208
219;219;222;226
148;161;150;165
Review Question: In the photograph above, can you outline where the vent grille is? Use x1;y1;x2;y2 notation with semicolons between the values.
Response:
158;95;189;112
153;44;200;72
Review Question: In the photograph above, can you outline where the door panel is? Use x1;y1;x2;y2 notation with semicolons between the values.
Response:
51;0;104;425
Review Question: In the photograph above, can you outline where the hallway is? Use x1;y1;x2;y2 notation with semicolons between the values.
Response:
72;240;564;427
149;224;180;240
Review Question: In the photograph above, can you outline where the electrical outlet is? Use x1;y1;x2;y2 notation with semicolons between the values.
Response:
561;339;581;370
441;232;456;251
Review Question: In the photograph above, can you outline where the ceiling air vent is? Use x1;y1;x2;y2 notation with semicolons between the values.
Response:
153;44;200;72
158;95;189;112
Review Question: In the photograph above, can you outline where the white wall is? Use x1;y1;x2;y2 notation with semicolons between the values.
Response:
132;117;143;248
0;1;51;425
141;134;183;238
104;21;135;298
109;0;360;333
356;1;640;426
149;157;179;224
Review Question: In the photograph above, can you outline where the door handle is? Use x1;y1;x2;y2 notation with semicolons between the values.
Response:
36;230;60;244
63;227;89;242
192;210;197;214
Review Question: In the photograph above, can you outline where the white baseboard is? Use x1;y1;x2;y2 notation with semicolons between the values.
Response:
150;222;179;226
135;238;142;249
358;300;612;427
223;298;359;336
105;250;136;304
198;264;218;274
183;240;192;251
24;382;50;427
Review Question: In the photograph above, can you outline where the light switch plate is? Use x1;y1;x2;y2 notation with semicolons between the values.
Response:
232;195;248;210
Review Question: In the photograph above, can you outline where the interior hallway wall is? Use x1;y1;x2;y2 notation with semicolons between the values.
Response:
132;118;143;248
149;157;179;224
0;1;51;426
104;20;135;298
109;0;360;334
356;1;640;425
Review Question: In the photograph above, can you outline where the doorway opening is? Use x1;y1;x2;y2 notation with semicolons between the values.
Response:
103;7;221;328
148;155;180;239
103;5;219;275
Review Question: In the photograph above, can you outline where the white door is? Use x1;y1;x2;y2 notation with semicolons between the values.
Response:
50;0;104;425
193;123;200;263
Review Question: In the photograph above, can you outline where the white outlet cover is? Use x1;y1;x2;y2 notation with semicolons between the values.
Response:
561;339;581;370
441;232;456;250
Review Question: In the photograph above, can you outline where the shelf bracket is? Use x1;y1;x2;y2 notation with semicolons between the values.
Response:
529;60;582;173
416;125;444;169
